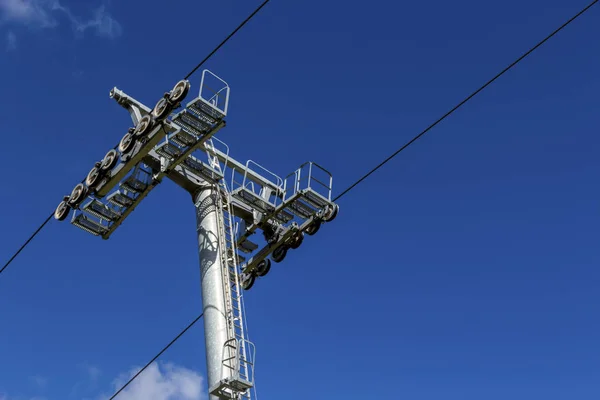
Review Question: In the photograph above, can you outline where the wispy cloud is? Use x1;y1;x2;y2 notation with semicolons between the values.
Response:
29;375;48;388
73;5;121;38
70;363;102;398
86;365;102;382
0;0;57;28
102;362;206;400
6;29;15;50
0;394;47;400
0;0;121;38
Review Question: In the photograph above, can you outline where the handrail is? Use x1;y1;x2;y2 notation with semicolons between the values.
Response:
203;144;282;193
283;161;333;202
241;160;284;202
208;86;229;107
200;69;230;116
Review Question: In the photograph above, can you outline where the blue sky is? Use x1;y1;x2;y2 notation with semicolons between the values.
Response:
1;0;600;399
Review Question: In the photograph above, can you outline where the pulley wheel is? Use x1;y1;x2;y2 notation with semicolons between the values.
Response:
134;115;153;137
289;232;304;249
85;165;102;188
119;132;135;153
272;246;287;263
152;97;171;120
69;183;88;206
54;200;70;221
101;149;119;171
256;259;272;277
306;221;321;236
169;80;190;104
323;203;339;222
241;273;255;291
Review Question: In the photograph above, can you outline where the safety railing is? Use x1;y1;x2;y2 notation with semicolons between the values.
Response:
200;69;230;116
231;160;285;208
219;338;256;386
283;162;333;203
205;136;230;183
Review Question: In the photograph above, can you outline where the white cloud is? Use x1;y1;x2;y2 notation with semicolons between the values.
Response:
103;363;206;400
0;0;58;28
0;0;121;38
6;30;15;50
4;363;204;400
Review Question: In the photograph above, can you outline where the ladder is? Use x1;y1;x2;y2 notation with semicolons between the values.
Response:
210;147;255;400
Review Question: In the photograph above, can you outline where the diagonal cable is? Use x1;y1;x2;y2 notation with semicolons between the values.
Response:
334;0;599;201
107;313;204;400
0;212;54;277
0;1;273;281
184;0;270;80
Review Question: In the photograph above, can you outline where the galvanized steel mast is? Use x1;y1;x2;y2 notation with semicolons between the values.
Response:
54;70;339;400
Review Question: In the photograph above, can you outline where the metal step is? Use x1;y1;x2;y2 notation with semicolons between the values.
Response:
155;142;182;160
107;191;134;208
171;129;197;147
189;98;224;121
274;209;294;223
286;199;315;219
233;188;276;214
181;111;212;133
209;377;253;400
181;156;205;175
82;199;122;222
172;118;205;139
120;175;148;194
72;214;108;236
237;239;258;253
187;106;217;127
302;189;330;209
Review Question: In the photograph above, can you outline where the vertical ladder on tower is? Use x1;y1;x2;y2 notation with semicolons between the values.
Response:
209;170;256;400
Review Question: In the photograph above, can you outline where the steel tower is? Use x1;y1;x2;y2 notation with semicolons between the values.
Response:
54;70;339;400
